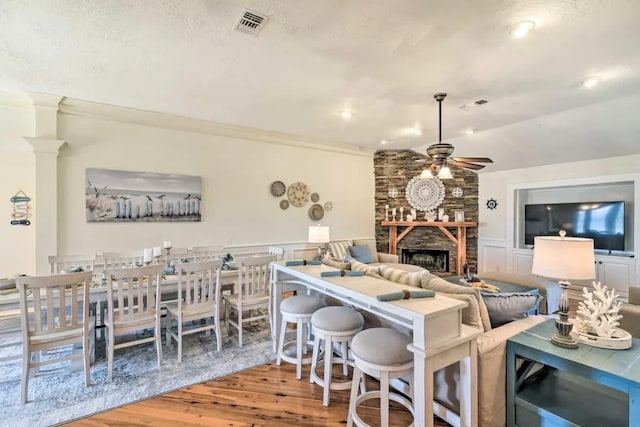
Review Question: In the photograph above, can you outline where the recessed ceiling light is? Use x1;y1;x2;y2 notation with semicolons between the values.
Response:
582;77;600;88
340;110;353;120
380;139;388;145
510;20;535;39
464;129;475;135
411;127;422;136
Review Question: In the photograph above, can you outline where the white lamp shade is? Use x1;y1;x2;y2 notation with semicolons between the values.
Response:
532;236;595;280
308;225;330;243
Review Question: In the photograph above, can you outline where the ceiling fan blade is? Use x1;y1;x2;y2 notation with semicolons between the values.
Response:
452;157;493;163
448;159;485;170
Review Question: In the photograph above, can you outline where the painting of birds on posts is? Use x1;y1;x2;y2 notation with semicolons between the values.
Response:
86;168;201;222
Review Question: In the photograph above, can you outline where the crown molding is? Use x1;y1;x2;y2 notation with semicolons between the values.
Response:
58;97;374;158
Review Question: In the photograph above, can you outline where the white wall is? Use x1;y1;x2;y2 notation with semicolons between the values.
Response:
56;112;375;256
0;102;36;277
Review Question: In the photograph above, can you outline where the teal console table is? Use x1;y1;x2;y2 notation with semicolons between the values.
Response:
507;319;640;427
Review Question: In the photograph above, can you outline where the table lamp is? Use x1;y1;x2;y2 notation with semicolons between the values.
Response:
531;231;595;348
308;225;330;260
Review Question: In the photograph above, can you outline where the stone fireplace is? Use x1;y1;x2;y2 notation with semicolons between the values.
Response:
402;249;450;273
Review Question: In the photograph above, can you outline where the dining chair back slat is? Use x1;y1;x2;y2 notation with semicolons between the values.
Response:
192;245;224;262
103;251;145;269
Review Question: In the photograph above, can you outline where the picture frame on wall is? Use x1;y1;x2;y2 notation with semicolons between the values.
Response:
454;210;465;222
86;168;202;222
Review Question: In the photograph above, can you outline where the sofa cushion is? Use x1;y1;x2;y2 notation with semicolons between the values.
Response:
352;239;380;263
379;265;428;288
420;275;492;332
482;292;542;328
350;259;382;278
442;293;483;330
349;245;375;264
328;240;353;262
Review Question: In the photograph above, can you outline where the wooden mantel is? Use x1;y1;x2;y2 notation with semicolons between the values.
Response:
381;221;478;275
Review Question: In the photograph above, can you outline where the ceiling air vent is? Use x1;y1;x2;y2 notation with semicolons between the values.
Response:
235;9;269;35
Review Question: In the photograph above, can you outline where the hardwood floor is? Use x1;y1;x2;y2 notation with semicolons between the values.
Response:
64;362;445;427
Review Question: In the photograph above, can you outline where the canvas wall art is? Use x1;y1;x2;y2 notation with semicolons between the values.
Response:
86;168;202;222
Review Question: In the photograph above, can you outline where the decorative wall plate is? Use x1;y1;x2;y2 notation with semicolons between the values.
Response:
452;187;463;198
324;201;333;211
388;188;399;198
270;181;286;197
486;198;498;210
288;182;310;207
310;193;320;202
405;176;445;212
279;200;289;210
308;204;325;221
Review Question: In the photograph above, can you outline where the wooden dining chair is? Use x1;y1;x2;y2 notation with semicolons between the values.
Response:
48;254;96;275
192;245;224;262
17;271;93;404
166;260;223;361
164;247;191;266
102;250;145;269
104;265;164;381
223;254;276;347
268;246;286;261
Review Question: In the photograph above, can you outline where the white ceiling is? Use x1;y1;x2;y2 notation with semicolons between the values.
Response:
1;0;639;172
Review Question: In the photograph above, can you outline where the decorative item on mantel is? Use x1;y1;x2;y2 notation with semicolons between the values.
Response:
531;231;595;349
10;190;31;226
424;210;437;221
384;204;390;221
572;283;632;349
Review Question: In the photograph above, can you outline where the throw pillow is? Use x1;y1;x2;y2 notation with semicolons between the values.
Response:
350;259;382;278
328;240;353;262
322;257;351;270
482;292;542;328
420;275;492;331
379;265;428;288
348;245;375;264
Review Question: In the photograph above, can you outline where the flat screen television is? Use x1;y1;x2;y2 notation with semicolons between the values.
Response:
524;201;625;251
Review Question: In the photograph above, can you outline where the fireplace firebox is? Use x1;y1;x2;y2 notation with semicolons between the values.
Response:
402;249;450;273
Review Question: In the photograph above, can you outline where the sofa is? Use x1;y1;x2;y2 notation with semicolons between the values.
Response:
328;239;424;272
619;286;640;338
337;259;545;427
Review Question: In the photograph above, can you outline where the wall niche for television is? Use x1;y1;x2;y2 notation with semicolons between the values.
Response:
516;181;634;256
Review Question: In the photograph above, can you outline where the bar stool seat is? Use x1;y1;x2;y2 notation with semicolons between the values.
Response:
348;328;415;427
310;306;365;406
276;295;325;379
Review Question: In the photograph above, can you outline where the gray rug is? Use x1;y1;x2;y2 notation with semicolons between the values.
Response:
0;323;274;427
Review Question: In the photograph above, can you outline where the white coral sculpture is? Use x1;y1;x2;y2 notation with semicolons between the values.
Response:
575;282;622;338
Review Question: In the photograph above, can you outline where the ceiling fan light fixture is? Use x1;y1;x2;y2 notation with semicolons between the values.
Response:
438;166;453;179
510;20;535;39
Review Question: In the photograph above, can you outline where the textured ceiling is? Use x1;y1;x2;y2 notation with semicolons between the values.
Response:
1;0;639;171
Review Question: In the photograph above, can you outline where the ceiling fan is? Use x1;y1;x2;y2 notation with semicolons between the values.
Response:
424;93;493;177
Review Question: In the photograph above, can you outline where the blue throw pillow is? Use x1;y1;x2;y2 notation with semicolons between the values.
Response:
348;245;375;264
482;292;541;328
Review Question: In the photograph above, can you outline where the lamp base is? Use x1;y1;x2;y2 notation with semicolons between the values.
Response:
551;331;579;349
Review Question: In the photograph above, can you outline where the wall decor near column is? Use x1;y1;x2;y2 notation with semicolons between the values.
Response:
10;190;31;226
86;168;202;222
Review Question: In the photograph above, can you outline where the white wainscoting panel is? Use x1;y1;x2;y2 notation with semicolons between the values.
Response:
478;239;508;273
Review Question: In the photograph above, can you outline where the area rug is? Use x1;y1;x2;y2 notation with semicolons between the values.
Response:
0;323;274;427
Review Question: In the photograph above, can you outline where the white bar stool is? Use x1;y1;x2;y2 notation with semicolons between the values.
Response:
276;295;325;379
347;327;415;427
310;306;365;406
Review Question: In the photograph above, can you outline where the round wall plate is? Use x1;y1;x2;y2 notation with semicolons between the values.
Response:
311;192;320;202
324;201;333;211
279;199;290;210
270;181;286;197
288;182;310;207
309;204;325;221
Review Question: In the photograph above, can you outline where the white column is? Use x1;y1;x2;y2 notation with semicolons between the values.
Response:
23;93;65;274
23;138;66;274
